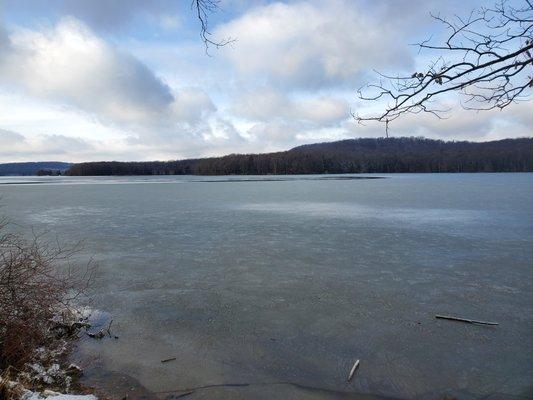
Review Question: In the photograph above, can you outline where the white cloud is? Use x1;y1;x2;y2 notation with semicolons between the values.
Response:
0;18;175;125
0;128;96;161
0;16;220;152
170;88;216;124
215;0;413;88
0;128;30;160
247;121;298;143
345;100;533;141
34;134;93;154
0;25;9;50
232;87;349;124
0;128;25;147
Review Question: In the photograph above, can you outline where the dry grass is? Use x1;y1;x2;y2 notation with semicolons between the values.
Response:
0;367;26;399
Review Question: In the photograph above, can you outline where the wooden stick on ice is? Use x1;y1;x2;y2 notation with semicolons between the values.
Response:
435;315;498;325
347;359;360;382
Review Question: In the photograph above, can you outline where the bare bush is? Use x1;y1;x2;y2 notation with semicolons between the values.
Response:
0;216;94;372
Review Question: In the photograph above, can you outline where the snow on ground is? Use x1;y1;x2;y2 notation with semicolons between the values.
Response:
22;389;97;400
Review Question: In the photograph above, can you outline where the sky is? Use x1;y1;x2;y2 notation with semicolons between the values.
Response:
0;0;531;162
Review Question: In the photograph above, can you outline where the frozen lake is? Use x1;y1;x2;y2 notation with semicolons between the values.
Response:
1;174;532;399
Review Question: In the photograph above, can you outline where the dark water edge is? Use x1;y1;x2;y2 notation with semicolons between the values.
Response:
75;359;533;400
76;363;400;400
71;323;400;400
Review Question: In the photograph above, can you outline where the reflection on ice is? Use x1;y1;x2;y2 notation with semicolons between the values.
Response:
237;201;482;225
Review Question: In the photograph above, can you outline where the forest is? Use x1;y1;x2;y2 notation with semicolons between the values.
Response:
66;137;533;176
0;162;71;176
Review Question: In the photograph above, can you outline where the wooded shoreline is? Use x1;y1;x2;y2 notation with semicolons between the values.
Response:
66;137;533;176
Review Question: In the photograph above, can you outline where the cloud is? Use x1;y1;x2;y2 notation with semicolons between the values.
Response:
232;87;349;124
245;118;355;152
170;88;216;124
247;121;298;143
0;128;26;148
35;134;93;154
0;18;176;126
124;114;248;158
0;128;97;161
215;0;413;88
345;100;533;141
0;17;218;138
0;25;9;51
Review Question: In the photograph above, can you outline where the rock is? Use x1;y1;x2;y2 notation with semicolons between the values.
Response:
66;364;83;376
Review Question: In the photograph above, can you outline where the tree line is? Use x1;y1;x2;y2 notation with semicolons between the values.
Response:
0;162;71;176
66;137;533;176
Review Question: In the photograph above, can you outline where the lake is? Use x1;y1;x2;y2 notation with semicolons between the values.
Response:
1;174;532;399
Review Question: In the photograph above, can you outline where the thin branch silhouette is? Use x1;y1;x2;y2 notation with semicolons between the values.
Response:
354;0;532;131
193;0;235;54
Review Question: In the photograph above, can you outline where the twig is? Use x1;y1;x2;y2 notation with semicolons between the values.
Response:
161;357;177;363
87;318;117;339
175;391;194;398
435;315;498;325
86;330;105;339
347;359;360;382
106;319;113;337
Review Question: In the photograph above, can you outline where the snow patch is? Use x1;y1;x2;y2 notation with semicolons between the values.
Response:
22;389;97;400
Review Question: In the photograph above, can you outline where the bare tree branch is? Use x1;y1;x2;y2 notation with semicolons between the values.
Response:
193;0;235;54
354;0;533;131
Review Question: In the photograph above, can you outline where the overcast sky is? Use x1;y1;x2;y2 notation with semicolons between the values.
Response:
0;0;531;162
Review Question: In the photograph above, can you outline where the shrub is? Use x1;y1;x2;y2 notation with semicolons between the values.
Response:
0;216;93;372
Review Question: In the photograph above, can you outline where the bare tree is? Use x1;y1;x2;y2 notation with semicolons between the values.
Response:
354;0;533;133
193;0;234;53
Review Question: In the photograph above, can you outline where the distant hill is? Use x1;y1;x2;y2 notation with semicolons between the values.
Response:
0;162;72;176
66;137;533;176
